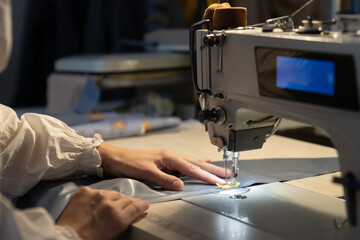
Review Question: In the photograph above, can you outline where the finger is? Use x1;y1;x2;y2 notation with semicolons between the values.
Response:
133;212;148;224
91;189;124;204
114;197;137;210
184;158;231;178
167;157;227;185
73;186;95;198
178;154;231;178
106;190;125;201
203;158;211;163
177;154;211;164
142;168;185;191
186;157;211;163
121;199;150;224
194;158;211;163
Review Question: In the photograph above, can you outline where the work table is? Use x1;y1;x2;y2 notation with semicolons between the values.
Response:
106;120;347;240
107;120;342;198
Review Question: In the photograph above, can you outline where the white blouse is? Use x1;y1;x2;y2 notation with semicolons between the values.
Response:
0;104;103;239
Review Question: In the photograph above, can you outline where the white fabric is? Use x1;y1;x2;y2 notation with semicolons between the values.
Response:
1;195;79;240
0;0;12;72
0;104;104;239
0;104;103;197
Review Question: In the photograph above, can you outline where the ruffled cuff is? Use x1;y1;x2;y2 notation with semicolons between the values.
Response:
55;226;80;240
78;133;104;178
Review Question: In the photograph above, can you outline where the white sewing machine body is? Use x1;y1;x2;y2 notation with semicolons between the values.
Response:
191;24;360;239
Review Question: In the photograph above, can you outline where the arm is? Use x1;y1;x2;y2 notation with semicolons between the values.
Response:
0;108;149;239
0;104;103;197
0;193;79;240
0;103;228;196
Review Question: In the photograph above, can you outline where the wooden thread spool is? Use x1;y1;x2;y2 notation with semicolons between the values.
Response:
203;3;231;23
213;7;247;29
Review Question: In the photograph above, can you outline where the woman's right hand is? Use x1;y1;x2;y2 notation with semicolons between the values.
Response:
57;186;149;240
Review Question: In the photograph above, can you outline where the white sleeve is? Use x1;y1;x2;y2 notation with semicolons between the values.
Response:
0;104;103;197
0;193;80;240
0;0;12;72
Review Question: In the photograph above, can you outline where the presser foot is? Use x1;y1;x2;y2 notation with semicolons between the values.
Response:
216;178;240;190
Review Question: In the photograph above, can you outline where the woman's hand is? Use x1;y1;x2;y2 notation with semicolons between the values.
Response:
57;186;149;240
98;143;230;191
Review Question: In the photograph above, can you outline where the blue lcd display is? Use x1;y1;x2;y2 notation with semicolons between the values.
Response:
276;56;335;96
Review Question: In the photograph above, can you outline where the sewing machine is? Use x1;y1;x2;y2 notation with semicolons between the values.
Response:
18;8;360;240
189;18;360;239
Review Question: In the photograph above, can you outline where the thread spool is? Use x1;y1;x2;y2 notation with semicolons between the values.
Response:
203;3;231;24
213;7;247;29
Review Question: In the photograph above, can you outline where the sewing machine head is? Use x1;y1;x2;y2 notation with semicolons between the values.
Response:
190;17;360;239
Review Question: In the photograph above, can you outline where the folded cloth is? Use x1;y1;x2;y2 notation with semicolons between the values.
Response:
16;157;339;220
71;112;181;140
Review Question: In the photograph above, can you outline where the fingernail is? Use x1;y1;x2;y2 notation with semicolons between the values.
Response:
219;179;226;185
172;180;183;191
